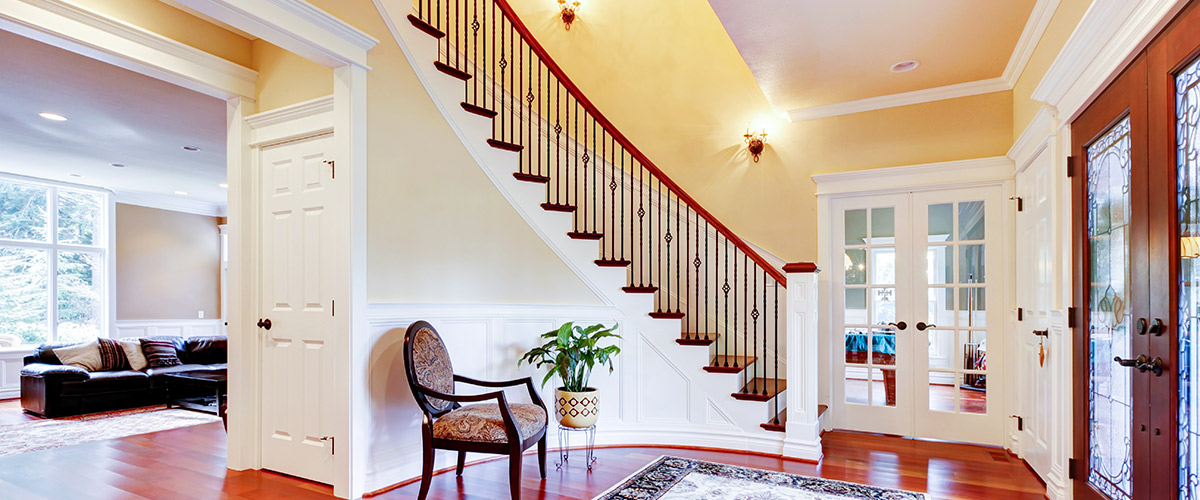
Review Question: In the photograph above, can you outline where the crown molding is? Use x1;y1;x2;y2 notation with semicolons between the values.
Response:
1008;105;1059;173
114;189;227;217
0;0;257;98
1032;0;1184;121
812;156;1015;196
246;94;334;128
785;0;1060;122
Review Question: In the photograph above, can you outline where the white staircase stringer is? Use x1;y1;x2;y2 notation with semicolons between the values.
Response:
379;1;786;453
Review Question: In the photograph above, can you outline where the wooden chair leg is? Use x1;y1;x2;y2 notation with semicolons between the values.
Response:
537;435;547;479
418;428;434;500
456;450;466;476
508;449;523;500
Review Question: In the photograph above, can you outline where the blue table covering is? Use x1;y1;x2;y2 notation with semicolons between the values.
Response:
845;332;896;355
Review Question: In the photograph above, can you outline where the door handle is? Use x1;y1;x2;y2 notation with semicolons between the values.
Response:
916;322;935;331
1137;357;1165;376
1136;318;1148;335
1114;354;1147;368
257;318;272;330
887;321;908;331
1032;329;1049;337
1148;318;1165;336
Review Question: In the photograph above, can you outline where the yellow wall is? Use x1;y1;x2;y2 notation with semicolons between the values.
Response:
70;0;254;68
495;0;1011;260
1012;0;1095;138
115;204;221;320
251;39;333;111
293;0;602;305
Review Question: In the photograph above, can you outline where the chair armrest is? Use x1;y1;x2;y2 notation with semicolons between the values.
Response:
21;363;89;380
454;374;545;409
417;385;523;443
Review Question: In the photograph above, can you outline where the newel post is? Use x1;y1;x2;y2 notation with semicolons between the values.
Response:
782;262;822;461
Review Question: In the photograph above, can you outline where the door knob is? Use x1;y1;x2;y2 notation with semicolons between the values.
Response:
1114;354;1147;368
1137;357;1165;376
1136;318;1148;335
1148;318;1165;336
887;321;908;331
257;318;272;330
916;322;935;331
1032;329;1049;337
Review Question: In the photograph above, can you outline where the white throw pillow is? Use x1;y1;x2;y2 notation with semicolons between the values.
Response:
54;342;103;372
118;339;149;371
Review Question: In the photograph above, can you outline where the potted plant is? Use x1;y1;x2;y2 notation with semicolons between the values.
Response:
518;322;620;428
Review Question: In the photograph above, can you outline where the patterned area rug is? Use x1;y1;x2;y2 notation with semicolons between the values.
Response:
594;456;926;500
0;406;220;456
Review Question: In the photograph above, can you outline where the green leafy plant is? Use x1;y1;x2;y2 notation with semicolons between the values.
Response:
518;322;621;392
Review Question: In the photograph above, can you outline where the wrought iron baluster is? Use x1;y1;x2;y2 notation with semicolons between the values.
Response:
723;239;729;366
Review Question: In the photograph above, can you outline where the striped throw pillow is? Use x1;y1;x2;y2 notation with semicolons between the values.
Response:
139;339;182;368
96;338;129;371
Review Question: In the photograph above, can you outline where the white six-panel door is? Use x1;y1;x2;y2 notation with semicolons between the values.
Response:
259;133;339;484
1016;149;1056;479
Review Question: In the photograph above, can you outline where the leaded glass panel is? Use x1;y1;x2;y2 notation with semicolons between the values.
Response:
1177;55;1200;500
1087;115;1133;500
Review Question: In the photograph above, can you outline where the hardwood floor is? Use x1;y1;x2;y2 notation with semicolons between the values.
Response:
0;397;1046;500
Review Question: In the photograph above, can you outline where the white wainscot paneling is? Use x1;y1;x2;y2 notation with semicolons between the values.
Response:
0;349;33;399
114;319;226;339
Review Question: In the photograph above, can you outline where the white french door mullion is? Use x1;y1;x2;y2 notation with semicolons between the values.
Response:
47;186;58;343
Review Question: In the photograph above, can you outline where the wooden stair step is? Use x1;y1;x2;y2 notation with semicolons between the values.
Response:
704;355;757;373
434;61;471;80
406;14;446;38
760;409;786;432
461;102;497;118
732;377;785;401
567;232;604;240
818;404;828;418
513;172;550;183
676;335;714;346
621;286;658;293
487;139;524;152
648;311;685;319
594;259;631;267
540;203;576;213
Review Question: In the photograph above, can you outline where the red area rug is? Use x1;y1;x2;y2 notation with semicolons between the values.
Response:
0;405;220;456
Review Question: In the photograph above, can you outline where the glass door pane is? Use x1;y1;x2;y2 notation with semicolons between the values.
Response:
1087;115;1134;500
1178;55;1200;499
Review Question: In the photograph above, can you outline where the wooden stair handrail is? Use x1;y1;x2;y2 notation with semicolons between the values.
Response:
492;0;786;287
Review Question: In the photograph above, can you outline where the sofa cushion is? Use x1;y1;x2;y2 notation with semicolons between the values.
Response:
30;342;80;365
140;339;182;368
59;370;150;396
20;363;89;380
144;364;217;377
97;338;129;371
54;342;103;372
118;339;148;371
180;337;226;365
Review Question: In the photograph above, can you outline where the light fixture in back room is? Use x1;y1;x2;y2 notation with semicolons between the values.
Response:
109;163;125;168
182;145;201;152
890;60;919;73
38;112;67;121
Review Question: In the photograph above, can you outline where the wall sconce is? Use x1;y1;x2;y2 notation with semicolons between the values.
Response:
558;0;580;30
744;127;767;163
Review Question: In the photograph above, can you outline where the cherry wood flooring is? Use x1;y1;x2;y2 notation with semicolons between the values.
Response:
0;399;1045;499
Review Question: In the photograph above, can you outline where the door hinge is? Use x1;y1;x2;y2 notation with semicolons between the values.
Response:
1067;156;1075;177
1010;196;1024;212
1010;415;1023;431
324;159;335;179
1017;307;1023;321
319;436;335;455
1068;306;1077;328
1068;458;1077;479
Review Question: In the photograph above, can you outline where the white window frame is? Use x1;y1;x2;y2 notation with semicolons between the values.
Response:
0;172;114;345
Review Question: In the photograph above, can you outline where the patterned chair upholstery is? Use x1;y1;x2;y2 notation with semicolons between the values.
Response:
403;321;548;500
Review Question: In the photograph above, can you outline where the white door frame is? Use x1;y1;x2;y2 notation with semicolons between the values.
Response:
0;1;376;497
813;157;1015;445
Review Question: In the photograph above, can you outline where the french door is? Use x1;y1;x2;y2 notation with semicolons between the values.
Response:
832;186;1005;445
1071;2;1200;498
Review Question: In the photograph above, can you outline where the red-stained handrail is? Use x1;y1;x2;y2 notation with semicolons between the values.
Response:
492;0;786;288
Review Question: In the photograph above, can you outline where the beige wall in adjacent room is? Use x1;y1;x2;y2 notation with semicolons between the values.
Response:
115;204;221;320
1012;0;1095;138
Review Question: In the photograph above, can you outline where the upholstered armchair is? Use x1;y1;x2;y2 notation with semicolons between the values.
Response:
403;321;548;500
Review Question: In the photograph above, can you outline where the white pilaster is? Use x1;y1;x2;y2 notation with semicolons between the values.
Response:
782;263;822;461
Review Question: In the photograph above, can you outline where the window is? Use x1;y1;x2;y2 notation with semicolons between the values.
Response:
0;176;110;346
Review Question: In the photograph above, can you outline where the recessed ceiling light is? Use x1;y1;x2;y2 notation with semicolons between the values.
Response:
890;60;920;73
68;173;83;178
39;112;67;121
218;183;229;189
174;191;189;196
182;145;201;152
109;163;126;168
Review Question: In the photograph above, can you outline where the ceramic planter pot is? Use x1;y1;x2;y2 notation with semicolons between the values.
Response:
555;387;599;428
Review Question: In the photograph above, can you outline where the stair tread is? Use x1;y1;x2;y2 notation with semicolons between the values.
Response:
732;377;785;401
567;232;604;240
711;355;757;367
513;172;550;183
761;409;786;432
676;337;714;346
487;139;524;152
622;286;658;293
540;203;576;213
461;102;497;118
434;61;471;80
406;14;446;38
595;259;632;267
648;311;685;319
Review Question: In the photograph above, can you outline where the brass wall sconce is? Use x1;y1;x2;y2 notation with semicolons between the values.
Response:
558;0;580;30
745;128;767;163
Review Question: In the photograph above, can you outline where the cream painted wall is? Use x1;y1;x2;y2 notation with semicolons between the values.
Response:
70;0;254;67
1012;0;1095;138
492;0;1012;261
115;204;221;320
251;39;333;112
283;0;603;306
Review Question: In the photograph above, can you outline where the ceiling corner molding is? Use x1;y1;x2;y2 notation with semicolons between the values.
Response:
1031;0;1183;122
1002;0;1061;86
0;0;257;99
114;189;226;217
1008;105;1059;171
170;0;378;69
811;156;1015;196
787;77;1009;122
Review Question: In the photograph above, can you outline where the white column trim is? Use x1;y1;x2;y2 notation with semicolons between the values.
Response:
782;269;821;461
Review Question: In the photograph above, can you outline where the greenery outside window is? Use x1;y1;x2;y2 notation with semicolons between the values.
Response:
0;176;110;347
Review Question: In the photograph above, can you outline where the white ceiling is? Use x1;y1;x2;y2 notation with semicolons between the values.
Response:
0;29;228;207
708;0;1037;114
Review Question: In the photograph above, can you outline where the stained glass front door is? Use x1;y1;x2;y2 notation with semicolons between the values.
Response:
1178;54;1200;500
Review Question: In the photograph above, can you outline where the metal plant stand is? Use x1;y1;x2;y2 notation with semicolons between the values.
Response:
555;423;597;470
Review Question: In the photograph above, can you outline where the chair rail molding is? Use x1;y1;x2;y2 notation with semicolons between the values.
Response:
114;319;227;338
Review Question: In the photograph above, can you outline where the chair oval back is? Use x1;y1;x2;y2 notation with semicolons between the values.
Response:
403;321;457;416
